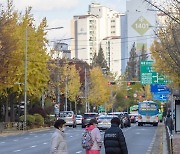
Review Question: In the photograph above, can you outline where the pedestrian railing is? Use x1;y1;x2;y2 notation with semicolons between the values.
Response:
0;122;25;133
166;125;173;154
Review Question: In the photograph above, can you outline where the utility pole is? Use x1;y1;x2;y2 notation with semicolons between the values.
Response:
24;27;28;130
85;68;88;113
65;76;68;111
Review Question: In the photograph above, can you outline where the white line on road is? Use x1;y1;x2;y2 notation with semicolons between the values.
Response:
34;136;38;137
70;136;73;138
13;140;18;142
24;137;29;139
76;151;82;153
31;145;37;148
0;142;5;144
13;149;21;152
43;142;47;145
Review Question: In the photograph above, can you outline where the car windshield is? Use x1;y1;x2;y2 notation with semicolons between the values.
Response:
84;114;97;118
99;116;114;120
76;115;82;118
60;112;73;117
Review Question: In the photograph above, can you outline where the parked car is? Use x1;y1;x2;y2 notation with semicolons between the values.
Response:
76;115;82;125
59;111;76;128
97;115;118;130
82;113;98;128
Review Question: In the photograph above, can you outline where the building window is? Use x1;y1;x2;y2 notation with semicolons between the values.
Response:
111;31;115;34
111;25;115;28
111;20;115;22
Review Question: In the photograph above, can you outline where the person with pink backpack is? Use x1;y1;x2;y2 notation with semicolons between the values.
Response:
82;119;102;154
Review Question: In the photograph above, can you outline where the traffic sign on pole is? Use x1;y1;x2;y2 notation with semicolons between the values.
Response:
140;61;171;84
153;94;169;101
150;84;171;93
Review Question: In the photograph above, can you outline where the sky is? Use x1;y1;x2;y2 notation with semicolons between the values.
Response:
0;0;127;44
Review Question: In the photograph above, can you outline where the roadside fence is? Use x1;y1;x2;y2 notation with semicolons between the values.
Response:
0;122;25;133
166;125;173;154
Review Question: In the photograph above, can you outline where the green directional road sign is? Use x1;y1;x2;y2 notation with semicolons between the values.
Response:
140;60;171;84
140;61;154;84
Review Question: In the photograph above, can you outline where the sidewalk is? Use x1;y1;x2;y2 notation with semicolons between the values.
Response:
0;127;53;137
150;122;180;154
150;123;164;154
172;132;180;154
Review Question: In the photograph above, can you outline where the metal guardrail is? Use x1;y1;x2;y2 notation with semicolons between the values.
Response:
0;122;25;133
166;125;173;154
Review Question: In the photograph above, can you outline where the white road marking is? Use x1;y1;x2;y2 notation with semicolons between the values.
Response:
13;140;18;142
43;142;47;145
70;136;73;138
76;151;82;153
31;145;37;148
0;142;5;144
136;132;140;135
24;137;29;139
34;136;38;137
13;149;21;152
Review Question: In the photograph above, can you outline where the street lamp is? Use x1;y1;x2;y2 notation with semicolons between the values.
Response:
24;26;64;129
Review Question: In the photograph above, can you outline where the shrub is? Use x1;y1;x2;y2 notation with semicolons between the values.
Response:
19;114;35;128
33;114;44;126
29;104;47;118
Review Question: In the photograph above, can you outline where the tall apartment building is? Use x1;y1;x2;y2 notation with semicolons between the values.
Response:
122;0;157;72
71;3;122;76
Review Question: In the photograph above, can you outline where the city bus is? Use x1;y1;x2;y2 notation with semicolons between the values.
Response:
138;101;159;126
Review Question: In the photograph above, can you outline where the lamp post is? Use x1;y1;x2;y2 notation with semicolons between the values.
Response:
24;27;28;130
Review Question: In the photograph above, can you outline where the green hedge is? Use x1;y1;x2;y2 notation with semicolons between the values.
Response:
33;114;44;126
19;115;35;128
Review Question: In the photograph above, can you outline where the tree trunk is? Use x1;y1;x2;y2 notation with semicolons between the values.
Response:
75;100;77;115
5;96;9;122
10;100;14;122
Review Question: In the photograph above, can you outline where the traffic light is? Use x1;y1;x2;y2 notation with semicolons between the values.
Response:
108;81;116;85
127;81;135;85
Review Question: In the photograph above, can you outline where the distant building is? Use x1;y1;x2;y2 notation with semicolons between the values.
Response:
101;36;121;77
51;42;71;59
71;3;122;77
122;0;157;72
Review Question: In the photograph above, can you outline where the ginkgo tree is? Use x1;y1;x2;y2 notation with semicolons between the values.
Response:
59;62;81;112
0;1;49;121
88;67;110;107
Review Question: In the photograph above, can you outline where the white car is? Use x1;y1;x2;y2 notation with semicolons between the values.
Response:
76;115;82;125
97;115;118;130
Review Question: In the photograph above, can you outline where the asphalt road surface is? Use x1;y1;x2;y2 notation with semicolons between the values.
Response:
0;123;157;154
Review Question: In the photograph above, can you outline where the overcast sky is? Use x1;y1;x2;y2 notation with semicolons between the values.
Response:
0;0;127;43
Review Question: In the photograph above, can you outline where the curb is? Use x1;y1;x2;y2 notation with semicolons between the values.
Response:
163;126;168;154
0;127;53;137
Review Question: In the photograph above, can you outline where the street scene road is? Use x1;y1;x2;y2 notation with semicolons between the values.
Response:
0;124;157;154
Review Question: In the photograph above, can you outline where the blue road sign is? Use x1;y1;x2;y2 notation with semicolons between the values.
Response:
153;94;168;101
54;108;59;114
150;84;170;93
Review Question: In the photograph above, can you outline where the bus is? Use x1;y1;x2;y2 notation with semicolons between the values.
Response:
138;101;159;126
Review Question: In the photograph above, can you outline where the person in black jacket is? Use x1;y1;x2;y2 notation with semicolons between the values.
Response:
165;114;174;134
104;117;128;154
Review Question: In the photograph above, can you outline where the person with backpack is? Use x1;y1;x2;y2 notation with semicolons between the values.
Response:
50;119;68;154
104;117;128;154
82;119;102;154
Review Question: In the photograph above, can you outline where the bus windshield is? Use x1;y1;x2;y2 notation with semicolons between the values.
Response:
138;102;158;115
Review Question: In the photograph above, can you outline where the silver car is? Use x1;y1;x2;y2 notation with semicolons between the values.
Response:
59;111;76;128
97;115;118;130
76;115;82;125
